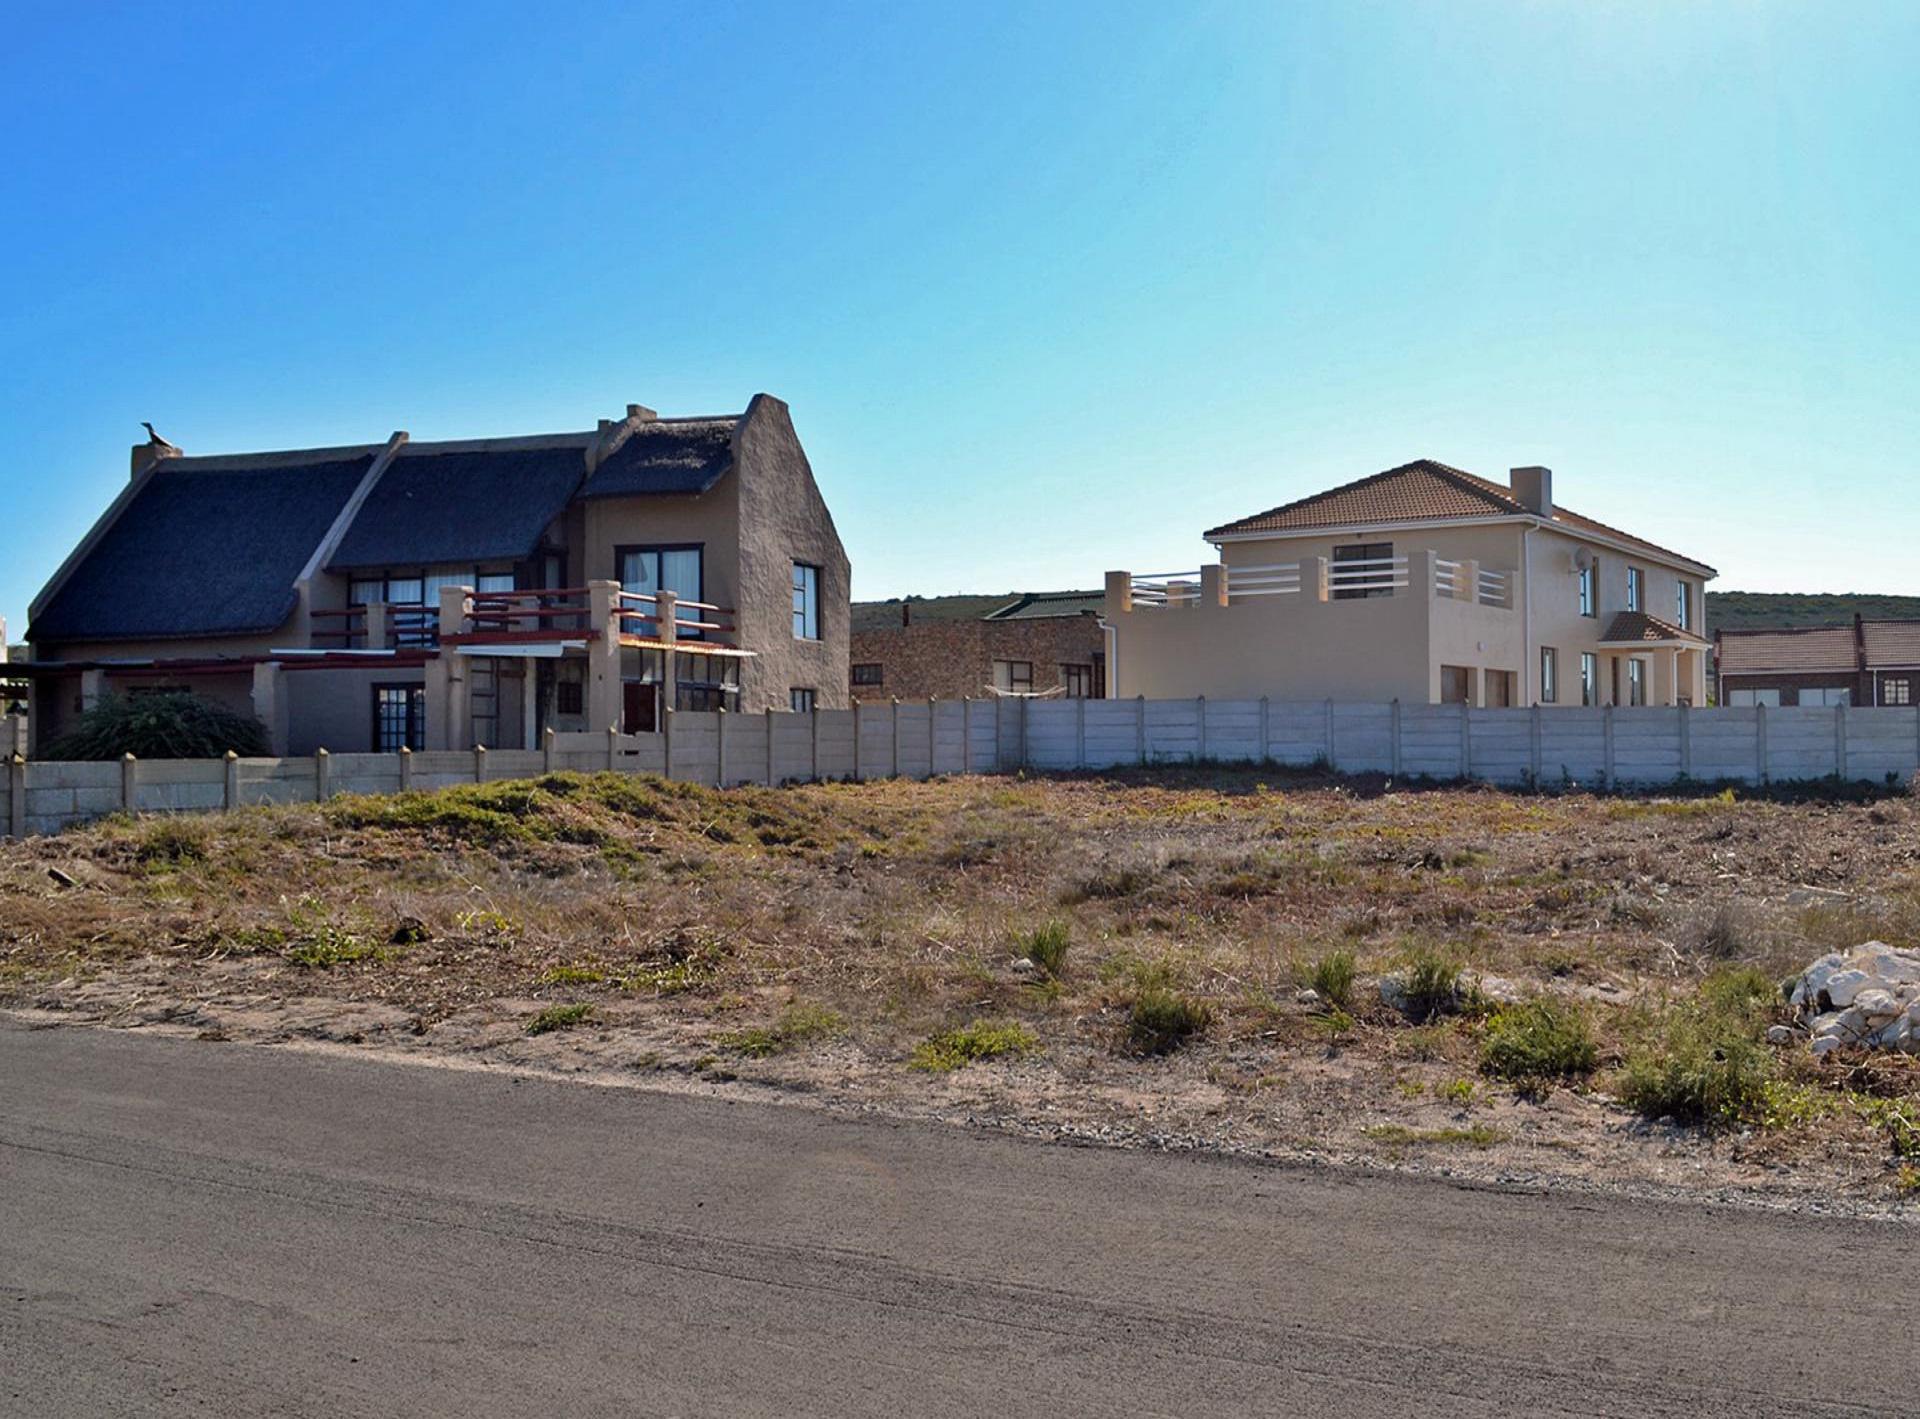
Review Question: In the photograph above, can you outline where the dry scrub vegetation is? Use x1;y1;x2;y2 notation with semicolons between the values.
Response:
6;766;1920;1205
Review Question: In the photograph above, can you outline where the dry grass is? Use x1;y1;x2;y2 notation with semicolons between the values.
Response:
6;766;1920;1195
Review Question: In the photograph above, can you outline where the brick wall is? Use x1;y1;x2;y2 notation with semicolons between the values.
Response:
850;615;1105;702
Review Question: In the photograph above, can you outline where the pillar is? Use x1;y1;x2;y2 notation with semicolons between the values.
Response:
1199;563;1228;609
1103;570;1133;617
585;580;623;734
250;661;289;756
656;589;679;716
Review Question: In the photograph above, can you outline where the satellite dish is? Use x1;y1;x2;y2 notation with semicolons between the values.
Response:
1571;547;1593;573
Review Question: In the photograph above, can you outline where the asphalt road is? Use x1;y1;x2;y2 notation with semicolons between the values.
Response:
1;1021;1912;1417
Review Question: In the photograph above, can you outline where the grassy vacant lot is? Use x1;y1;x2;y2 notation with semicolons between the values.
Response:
5;767;1920;1203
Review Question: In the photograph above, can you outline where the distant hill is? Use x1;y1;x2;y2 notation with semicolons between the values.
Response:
1708;592;1920;635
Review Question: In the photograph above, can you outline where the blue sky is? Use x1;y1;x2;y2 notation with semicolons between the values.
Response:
4;1;1917;640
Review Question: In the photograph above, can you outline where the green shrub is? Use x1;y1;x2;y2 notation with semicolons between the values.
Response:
911;1019;1038;1071
1127;986;1212;1054
1401;948;1463;1023
720;1002;844;1057
1308;949;1356;1010
1014;920;1071;978
1479;999;1597;1093
1619;1003;1772;1125
526;1003;593;1036
45;692;270;761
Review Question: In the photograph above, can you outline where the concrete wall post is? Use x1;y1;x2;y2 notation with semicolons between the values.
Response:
1756;702;1769;785
473;744;487;784
544;725;557;774
121;752;137;811
715;705;727;787
398;745;413;792
223;750;239;810
313;748;330;802
1196;695;1207;761
8;754;25;839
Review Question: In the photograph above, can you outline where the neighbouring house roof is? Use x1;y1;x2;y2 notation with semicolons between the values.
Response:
982;591;1106;621
1204;459;1713;573
29;453;376;642
1716;625;1858;675
1598;611;1708;647
329;443;587;571
1859;620;1920;668
580;418;739;500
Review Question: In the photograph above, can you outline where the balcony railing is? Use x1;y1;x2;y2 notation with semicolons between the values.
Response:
612;590;740;647
1121;553;1512;612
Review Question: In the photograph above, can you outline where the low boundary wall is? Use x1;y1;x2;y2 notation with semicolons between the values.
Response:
4;698;1912;838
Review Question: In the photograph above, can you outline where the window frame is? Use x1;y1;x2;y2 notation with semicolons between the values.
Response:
616;544;706;638
994;660;1035;693
789;688;817;714
791;562;821;641
851;662;884;687
1626;566;1644;613
371;682;425;753
1627;658;1646;706
1540;647;1558;705
1674;579;1691;630
1332;541;1396;601
1577;560;1596;618
1061;663;1097;699
1580;652;1598;707
1884;676;1913;707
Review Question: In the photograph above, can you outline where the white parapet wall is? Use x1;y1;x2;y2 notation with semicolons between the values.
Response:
2;699;1914;839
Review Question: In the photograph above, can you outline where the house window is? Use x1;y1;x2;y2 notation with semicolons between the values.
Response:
619;545;704;636
1802;686;1852;707
1332;542;1395;600
1627;659;1646;706
791;562;820;640
1626;566;1643;612
851;663;883;687
994;660;1034;693
1675;580;1691;630
674;651;739;711
1727;688;1782;708
372;684;425;752
790;688;816;714
1577;561;1596;617
1439;665;1473;705
555;679;584;716
1580;652;1598;707
1061;664;1097;698
1540;647;1558;705
1884;677;1913;706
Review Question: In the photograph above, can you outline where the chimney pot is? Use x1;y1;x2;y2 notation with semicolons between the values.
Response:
1510;466;1553;517
627;404;658;422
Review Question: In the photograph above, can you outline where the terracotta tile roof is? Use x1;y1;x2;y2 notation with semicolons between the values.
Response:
1204;459;1713;572
1598;611;1709;646
1860;620;1920;668
1716;625;1857;675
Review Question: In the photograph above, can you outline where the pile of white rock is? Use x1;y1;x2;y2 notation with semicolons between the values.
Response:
1789;942;1920;1056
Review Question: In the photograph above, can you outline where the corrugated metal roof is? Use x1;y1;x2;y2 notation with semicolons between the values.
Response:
982;591;1105;621
30;454;375;642
1205;459;1712;571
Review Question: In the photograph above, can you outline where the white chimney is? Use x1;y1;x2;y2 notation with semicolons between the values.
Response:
1510;466;1552;517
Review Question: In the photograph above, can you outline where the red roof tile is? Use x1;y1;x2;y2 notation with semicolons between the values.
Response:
1204;459;1713;572
1598;611;1708;646
1716;626;1857;674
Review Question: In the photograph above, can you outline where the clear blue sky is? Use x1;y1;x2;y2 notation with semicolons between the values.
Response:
5;1;1917;641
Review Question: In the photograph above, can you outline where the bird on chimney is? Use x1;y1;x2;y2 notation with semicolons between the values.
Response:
141;421;179;452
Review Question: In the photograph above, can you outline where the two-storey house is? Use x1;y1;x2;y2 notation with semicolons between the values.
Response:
19;396;849;756
1104;460;1714;707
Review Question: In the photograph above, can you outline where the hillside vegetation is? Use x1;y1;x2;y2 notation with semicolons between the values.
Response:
1709;591;1920;634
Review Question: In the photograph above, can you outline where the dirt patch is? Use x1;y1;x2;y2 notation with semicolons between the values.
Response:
6;767;1920;1210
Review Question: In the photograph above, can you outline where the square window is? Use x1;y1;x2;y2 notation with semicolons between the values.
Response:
790;688;816;714
556;679;584;716
1061;664;1097;698
993;660;1034;693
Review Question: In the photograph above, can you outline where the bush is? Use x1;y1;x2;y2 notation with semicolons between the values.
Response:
1014;920;1071;978
720;1002;844;1057
526;1003;593;1036
1619;1002;1773;1125
1401;948;1463;1023
1479;999;1597;1094
1127;986;1212;1054
45;692;270;761
911;1019;1038;1071
1308;948;1356;1010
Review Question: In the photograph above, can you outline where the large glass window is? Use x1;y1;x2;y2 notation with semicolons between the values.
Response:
1332;542;1395;600
620;546;704;637
792;562;820;640
1675;580;1691;630
1626;566;1644;612
993;660;1034;693
1627;658;1646;706
1061;663;1098;698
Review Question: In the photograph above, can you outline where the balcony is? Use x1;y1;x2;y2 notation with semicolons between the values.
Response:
1128;553;1513;610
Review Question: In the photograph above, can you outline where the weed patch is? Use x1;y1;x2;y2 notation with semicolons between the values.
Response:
526;1002;593;1036
911;1019;1038;1071
1479;999;1597;1094
1014;920;1071;978
720;1002;844;1057
1127;986;1212;1054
